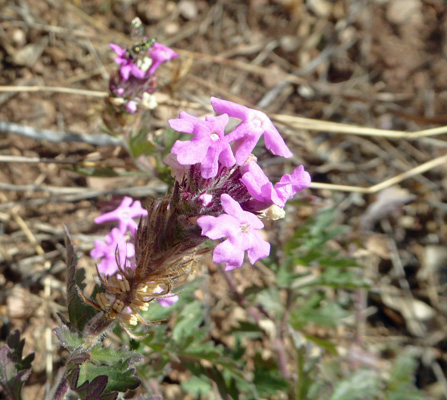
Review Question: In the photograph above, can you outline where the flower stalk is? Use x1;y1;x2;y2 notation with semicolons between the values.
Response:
86;96;311;332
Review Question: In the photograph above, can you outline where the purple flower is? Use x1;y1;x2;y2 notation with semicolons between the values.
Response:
148;43;179;75
157;296;179;307
94;196;147;235
210;97;293;165
169;112;236;178
274;165;311;206
240;161;278;206
91;228;135;276
197;194;270;270
163;153;189;182
154;287;179;307
241;162;311;207
109;43;146;81
125;100;138;114
199;193;213;208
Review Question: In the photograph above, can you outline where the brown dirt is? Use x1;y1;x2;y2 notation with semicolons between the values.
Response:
1;0;447;399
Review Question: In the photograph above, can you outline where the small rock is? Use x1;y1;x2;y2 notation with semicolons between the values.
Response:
280;35;300;52
307;0;332;18
178;0;198;20
386;0;422;25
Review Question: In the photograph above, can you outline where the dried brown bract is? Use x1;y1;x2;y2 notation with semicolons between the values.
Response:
79;187;210;334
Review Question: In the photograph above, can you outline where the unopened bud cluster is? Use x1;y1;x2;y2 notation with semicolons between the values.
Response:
103;25;178;137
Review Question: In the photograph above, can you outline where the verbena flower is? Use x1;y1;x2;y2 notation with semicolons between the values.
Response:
125;100;138;114
274;165;311;206
157;295;179;307
241;162;311;208
109;43;146;81
86;95;311;329
210;97;293;164
154;287;179;307
91;228;135;276
240;161;279;207
106;41;177;120
148;43;179;75
94;196;147;235
169;112;235;178
197;194;270;270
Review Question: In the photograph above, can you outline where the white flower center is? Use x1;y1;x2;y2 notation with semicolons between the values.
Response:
240;223;250;233
251;114;265;132
120;211;130;220
136;57;152;72
142;93;158;109
210;133;219;142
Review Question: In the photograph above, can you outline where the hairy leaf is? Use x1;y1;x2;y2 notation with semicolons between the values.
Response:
290;295;350;329
67;367;117;400
172;301;203;342
78;360;140;393
89;344;143;365
386;350;425;399
181;375;212;397
0;331;34;400
128;124;156;158
253;354;289;397
64;226;99;332
53;324;84;350
330;369;380;400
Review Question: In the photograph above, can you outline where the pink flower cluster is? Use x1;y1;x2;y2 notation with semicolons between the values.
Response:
167;98;311;270
108;42;178;114
110;42;178;82
91;197;178;307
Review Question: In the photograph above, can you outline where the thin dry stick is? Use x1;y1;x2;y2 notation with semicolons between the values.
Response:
1;86;446;194
1;85;447;139
0;85;108;97
310;153;447;193
0;121;123;146
0;154;127;168
273;114;447;140
0;184;165;211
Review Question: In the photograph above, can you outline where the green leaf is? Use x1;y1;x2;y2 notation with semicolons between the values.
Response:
256;287;284;317
6;331;34;372
0;331;34;400
172;301;203;342
230;321;263;339
252;354;289;397
78;359;140;394
388;350;418;387
290;295;350;329
128;124;156;158
65;342;144;395
330;369;380;400
302;333;337;355
67;367;118;400
89;345;143;365
386;350;425;399
180;340;242;376
181;375;212;397
180;340;220;361
284;208;347;254
53;324;84;349
306;268;369;290
64;227;99;333
206;366;237;400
